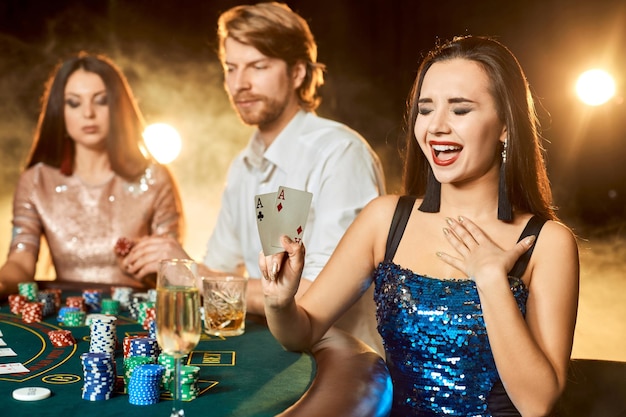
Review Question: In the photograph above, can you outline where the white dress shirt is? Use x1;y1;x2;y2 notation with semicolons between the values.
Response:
203;110;386;356
204;110;385;280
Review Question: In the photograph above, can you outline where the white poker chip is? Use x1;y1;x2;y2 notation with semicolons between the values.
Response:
12;387;52;401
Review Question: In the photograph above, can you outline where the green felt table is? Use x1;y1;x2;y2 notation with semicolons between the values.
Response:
0;295;314;417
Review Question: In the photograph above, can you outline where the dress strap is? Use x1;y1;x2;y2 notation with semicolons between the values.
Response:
508;215;548;278
384;196;417;262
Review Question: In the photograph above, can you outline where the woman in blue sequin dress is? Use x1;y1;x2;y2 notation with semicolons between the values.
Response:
260;36;579;417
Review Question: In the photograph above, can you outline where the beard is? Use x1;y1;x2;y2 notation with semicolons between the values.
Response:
231;94;289;129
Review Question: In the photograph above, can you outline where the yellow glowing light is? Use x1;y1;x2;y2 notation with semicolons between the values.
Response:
143;123;182;164
575;69;616;106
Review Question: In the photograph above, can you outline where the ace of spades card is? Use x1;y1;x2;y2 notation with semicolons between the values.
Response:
270;186;313;251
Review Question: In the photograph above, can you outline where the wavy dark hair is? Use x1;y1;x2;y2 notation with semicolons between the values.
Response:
26;52;151;181
402;35;556;221
217;1;325;112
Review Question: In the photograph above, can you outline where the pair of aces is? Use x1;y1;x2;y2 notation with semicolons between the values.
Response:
255;186;313;255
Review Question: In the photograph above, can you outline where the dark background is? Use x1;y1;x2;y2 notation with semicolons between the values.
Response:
1;0;625;238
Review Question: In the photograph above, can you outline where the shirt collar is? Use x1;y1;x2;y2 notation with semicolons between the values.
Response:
242;110;308;172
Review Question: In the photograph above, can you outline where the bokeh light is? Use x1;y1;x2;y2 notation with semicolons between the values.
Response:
143;123;182;164
575;69;616;106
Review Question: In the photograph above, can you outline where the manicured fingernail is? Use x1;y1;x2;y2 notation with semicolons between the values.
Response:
436;252;443;258
445;217;454;226
525;235;536;246
458;216;464;223
443;228;450;236
271;261;278;280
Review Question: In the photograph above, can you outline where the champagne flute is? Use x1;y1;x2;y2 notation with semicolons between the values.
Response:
156;259;202;417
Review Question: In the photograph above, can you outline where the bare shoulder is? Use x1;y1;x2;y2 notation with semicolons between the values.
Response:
358;195;404;223
537;220;579;254
531;219;580;283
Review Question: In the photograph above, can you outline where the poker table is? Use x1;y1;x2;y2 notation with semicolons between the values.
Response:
0;290;392;417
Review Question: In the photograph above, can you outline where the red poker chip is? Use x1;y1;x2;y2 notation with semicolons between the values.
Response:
22;302;43;323
114;237;135;257
48;330;76;347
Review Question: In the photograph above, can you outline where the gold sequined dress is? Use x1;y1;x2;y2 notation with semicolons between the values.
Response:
8;162;182;288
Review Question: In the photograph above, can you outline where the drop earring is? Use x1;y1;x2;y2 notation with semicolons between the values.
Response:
497;138;513;221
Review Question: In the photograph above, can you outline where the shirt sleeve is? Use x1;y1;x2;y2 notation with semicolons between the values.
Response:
8;169;43;257
301;139;385;281
203;168;246;274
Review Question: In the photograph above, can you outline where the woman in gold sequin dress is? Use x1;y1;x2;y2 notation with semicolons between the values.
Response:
0;53;183;298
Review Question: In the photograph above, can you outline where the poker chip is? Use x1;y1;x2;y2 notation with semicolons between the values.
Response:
114;237;135;257
8;294;27;315
81;352;116;401
111;286;134;310
128;337;160;360
48;330;76;347
21;302;44;323
100;298;121;315
136;301;155;327
123;356;155;387
142;307;156;330
128;293;149;320
57;306;80;324
63;310;86;327
12;387;52;401
127;364;165;405
83;289;103;313
148;319;157;339
37;291;58;317
17;282;38;301
123;335;144;359
66;296;86;312
89;316;118;354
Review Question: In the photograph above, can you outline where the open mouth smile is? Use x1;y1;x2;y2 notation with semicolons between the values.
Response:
431;143;462;166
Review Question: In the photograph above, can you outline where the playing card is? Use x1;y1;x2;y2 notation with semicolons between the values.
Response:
254;192;279;255
271;186;313;249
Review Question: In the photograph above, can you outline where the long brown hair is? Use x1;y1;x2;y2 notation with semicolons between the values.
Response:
26;52;151;181
217;2;325;112
402;35;556;221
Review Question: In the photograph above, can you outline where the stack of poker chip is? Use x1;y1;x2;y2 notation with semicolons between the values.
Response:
136;301;155;327
123;335;144;359
100;298;121;315
129;293;149;320
63;310;86;327
21;301;44;323
123;356;155;389
8;294;27;315
89;315;118;355
66;296;86;312
48;329;76;347
142;306;156;330
157;354;199;401
48;288;63;309
81;352;116;401
83;289;103;313
157;353;177;390
36;290;57;317
17;282;38;301
148;318;157;339
111;286;134;311
127;364;165;405
57;306;80;324
128;337;160;361
178;365;201;401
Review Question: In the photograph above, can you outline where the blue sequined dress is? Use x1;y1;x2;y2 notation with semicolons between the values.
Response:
373;196;546;417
